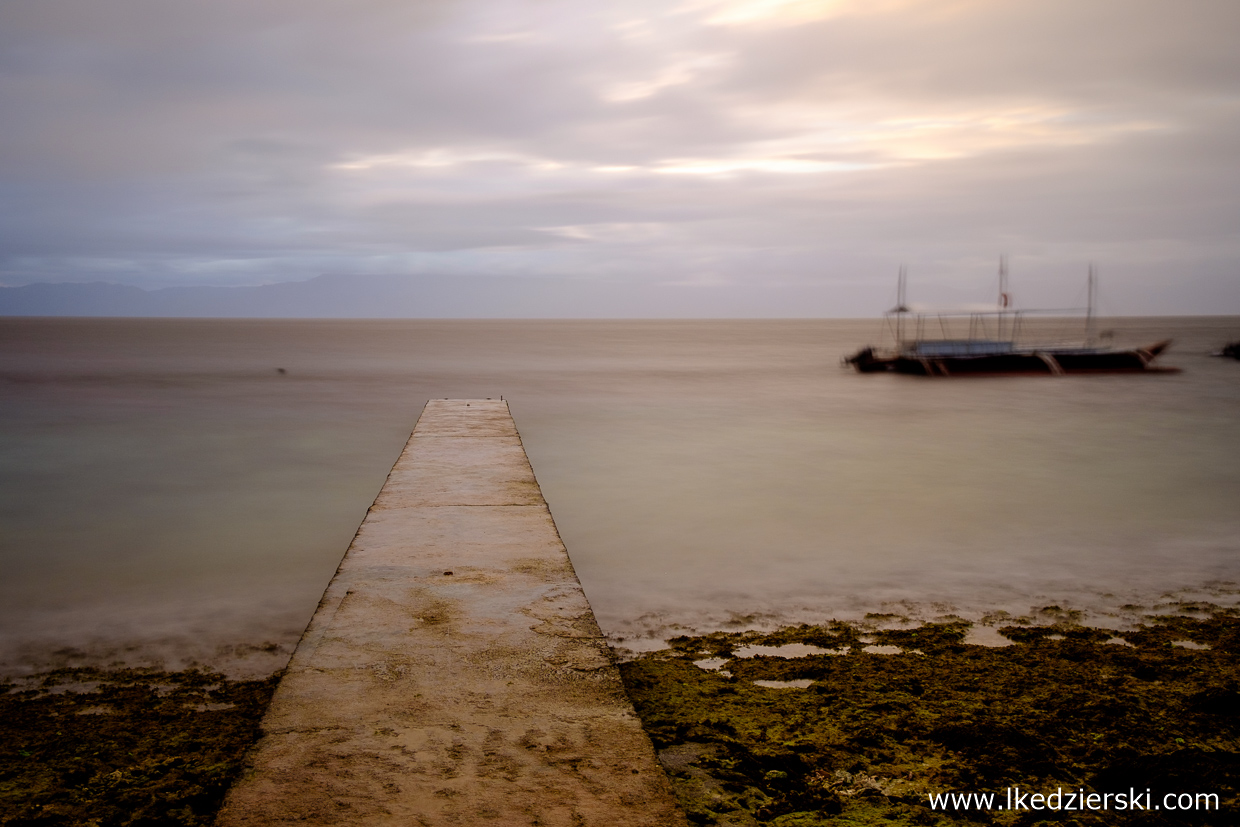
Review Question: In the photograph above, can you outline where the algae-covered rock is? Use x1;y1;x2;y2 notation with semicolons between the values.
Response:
0;667;277;826
620;609;1240;825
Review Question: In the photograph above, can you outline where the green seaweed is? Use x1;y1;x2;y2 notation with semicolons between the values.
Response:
620;609;1240;825
0;667;278;826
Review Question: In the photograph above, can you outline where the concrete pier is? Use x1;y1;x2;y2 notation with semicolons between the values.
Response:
217;399;685;826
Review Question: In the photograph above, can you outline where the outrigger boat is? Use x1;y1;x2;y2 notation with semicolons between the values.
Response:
844;261;1177;376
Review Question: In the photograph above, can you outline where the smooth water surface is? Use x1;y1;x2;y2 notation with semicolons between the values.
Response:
2;317;1238;673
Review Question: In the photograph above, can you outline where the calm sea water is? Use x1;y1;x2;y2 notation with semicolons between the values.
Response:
2;317;1239;675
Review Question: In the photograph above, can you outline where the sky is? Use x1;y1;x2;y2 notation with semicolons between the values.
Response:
2;0;1239;315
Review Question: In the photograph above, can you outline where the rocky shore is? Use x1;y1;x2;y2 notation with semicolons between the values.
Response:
0;669;277;825
3;605;1237;826
619;606;1240;826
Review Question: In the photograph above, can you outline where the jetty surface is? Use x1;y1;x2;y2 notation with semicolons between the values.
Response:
218;399;684;826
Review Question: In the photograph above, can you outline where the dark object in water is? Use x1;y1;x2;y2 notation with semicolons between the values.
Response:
1214;341;1240;360
842;346;887;373
844;261;1178;376
846;338;1175;376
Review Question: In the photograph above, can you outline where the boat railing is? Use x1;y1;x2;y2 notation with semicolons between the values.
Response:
886;306;1100;352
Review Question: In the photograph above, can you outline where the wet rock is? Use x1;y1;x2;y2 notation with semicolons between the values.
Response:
619;609;1240;825
0;667;277;826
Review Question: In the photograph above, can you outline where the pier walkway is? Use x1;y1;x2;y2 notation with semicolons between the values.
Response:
218;399;684;826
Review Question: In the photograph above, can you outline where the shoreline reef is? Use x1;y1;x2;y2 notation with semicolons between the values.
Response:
0;668;278;826
2;607;1238;826
619;606;1240;826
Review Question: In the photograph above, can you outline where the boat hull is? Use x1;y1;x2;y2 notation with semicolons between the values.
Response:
849;341;1175;376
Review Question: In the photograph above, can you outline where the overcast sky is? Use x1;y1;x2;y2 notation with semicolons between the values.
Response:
2;0;1238;315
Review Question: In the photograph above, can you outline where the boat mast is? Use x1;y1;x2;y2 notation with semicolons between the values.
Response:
1087;263;1097;345
896;264;907;346
998;254;1009;340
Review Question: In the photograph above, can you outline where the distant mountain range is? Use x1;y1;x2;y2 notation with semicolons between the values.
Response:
0;273;847;318
0;274;595;318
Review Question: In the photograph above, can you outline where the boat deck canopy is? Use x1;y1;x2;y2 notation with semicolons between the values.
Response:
907;340;1014;357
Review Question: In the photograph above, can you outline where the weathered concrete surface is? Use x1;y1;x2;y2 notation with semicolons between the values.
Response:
217;399;686;827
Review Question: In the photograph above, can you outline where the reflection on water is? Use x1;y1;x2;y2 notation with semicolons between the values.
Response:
1;317;1238;675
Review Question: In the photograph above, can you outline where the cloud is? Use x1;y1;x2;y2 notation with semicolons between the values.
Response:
0;0;1237;313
